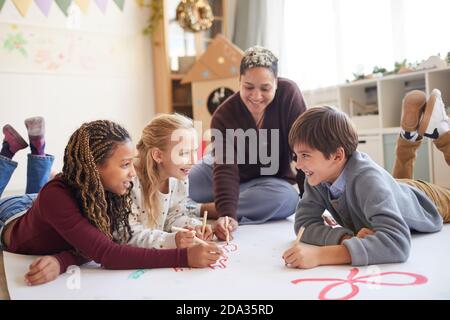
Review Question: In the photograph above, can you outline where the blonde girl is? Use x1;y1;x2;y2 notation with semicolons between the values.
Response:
126;114;215;249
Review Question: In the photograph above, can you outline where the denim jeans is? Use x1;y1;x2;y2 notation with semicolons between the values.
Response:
0;154;53;248
188;153;300;225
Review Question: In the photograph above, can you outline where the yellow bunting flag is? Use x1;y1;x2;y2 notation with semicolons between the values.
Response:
74;0;89;13
12;0;33;17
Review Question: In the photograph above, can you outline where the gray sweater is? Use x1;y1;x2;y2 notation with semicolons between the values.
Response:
294;151;443;266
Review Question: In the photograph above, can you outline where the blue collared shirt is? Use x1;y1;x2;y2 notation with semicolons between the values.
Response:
321;165;348;200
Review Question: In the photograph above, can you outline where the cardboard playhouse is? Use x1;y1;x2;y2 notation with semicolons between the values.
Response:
181;34;244;139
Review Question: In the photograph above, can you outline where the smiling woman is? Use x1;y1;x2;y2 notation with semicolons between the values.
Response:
188;46;307;238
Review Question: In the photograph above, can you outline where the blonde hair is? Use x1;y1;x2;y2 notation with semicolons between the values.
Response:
135;113;194;227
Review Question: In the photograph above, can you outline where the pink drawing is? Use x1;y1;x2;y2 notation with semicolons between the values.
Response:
208;243;238;270
291;267;427;300
173;243;239;272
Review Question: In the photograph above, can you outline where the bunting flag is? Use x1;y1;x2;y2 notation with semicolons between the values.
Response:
34;0;52;16
113;0;124;11
54;0;72;16
12;0;33;17
74;0;89;13
4;0;129;17
94;0;107;13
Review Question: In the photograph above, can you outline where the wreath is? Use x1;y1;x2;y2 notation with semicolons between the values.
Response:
176;0;214;33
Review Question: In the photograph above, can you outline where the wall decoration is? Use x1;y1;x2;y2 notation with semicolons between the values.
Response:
176;0;214;33
73;0;89;13
12;0;33;17
112;0;124;11
0;23;140;76
54;0;72;16
34;0;52;16
94;0;107;13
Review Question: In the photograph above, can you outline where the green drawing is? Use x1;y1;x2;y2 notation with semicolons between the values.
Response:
3;33;28;57
128;269;147;279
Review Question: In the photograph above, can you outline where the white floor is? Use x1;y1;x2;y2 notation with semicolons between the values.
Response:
4;219;450;300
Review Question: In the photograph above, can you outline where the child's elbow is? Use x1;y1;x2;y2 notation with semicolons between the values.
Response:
390;244;410;263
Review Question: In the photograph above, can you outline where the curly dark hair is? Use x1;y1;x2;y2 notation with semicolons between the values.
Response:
61;120;133;243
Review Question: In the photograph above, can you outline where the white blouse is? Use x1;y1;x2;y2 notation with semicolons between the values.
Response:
125;176;202;249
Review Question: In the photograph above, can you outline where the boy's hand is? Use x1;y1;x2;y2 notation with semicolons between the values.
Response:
24;256;61;286
213;216;238;241
282;243;321;269
187;243;223;268
356;228;375;239
194;224;214;241
175;229;196;248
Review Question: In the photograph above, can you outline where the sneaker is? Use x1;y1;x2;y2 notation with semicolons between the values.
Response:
401;90;426;132
2;125;28;154
418;89;449;139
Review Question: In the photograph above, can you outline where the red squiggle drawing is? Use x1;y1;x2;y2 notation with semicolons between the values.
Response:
209;243;238;270
291;267;427;300
173;243;238;272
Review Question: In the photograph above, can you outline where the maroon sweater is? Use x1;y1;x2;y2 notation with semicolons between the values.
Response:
211;78;306;219
6;177;188;273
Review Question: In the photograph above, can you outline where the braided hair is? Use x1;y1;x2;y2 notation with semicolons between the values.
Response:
61;120;133;243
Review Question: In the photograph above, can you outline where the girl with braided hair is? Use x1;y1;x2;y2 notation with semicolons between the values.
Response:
0;119;221;286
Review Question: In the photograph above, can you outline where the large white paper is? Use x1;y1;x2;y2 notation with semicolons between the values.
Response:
4;220;450;300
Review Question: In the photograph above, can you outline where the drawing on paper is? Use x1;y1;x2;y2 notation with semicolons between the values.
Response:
291;267;428;300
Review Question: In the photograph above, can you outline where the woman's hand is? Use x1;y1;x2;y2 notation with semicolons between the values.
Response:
175;229;196;248
213;216;238;241
24;256;61;286
194;224;214;241
282;243;321;269
187;243;222;268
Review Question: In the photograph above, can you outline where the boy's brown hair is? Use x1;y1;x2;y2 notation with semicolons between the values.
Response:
289;105;359;159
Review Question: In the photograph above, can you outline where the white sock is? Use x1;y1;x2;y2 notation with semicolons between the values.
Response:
401;130;420;141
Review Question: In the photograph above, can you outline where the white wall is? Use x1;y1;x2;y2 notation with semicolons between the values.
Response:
0;1;155;195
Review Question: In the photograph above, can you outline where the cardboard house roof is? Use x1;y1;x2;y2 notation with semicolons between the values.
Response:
181;34;244;84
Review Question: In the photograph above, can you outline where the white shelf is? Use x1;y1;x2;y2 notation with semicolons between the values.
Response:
303;67;450;187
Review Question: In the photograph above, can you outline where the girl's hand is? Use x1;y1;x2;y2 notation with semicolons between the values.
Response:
24;256;61;286
356;228;375;239
213;216;238;241
175;229;196;248
187;243;222;268
195;224;214;241
282;243;321;269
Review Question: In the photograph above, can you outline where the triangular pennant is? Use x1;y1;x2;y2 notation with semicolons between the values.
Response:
12;0;33;17
94;0;108;13
0;0;6;12
112;0;124;11
34;0;52;16
55;0;72;16
74;0;89;14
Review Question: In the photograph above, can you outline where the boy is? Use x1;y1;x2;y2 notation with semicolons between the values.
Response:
283;91;449;269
